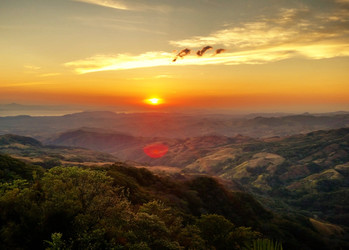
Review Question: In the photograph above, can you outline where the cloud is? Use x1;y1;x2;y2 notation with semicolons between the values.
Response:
65;41;349;74
154;74;173;79
170;7;349;50
74;0;129;10
73;16;166;35
65;52;174;74
74;0;172;12
65;6;349;74
128;74;174;81
39;73;61;77
24;65;41;70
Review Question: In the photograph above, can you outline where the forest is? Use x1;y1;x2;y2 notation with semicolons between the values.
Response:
1;153;347;249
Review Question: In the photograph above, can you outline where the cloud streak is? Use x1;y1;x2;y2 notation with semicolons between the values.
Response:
74;0;172;12
65;41;349;74
65;6;349;74
170;7;349;50
74;0;129;10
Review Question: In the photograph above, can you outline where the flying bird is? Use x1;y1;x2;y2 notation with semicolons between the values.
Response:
196;46;213;56
173;48;191;62
171;47;226;62
214;48;226;55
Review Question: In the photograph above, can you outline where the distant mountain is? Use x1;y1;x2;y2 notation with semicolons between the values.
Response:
0;134;120;167
48;128;255;166
0;111;349;140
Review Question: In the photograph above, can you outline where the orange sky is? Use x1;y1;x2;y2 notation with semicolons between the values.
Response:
1;0;349;113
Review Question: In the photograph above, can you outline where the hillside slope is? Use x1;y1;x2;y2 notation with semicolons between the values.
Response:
0;134;120;167
183;128;349;227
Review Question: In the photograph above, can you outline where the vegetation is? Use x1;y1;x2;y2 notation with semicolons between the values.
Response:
0;134;119;168
250;239;283;250
1;153;346;249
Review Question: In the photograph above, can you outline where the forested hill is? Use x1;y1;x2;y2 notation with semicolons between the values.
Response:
1;155;347;249
0;134;120;168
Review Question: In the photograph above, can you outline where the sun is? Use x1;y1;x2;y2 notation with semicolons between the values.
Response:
145;97;163;105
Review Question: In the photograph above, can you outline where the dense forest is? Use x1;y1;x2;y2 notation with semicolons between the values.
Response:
1;153;347;249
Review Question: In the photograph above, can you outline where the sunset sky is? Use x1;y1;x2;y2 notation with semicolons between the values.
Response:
1;0;349;113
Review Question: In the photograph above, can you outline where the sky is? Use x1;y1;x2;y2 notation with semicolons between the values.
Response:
1;0;349;113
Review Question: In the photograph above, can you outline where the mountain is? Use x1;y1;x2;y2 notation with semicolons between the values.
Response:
46;125;349;230
48;128;254;166
0;134;120;167
0;111;348;140
1;154;345;249
182;128;349;228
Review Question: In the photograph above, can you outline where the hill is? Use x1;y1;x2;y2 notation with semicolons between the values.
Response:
48;128;254;166
43;126;349;233
1;155;345;249
1;111;348;140
183;128;349;228
0;153;44;181
0;134;120;168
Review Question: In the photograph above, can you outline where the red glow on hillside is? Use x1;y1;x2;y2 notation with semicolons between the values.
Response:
143;143;169;158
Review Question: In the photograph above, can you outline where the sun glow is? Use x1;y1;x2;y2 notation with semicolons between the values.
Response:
145;97;162;105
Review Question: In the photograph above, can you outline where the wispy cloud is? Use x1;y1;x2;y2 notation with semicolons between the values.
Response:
65;41;349;74
170;7;348;49
39;73;61;77
65;6;349;74
24;65;41;70
65;52;173;74
73;0;172;12
128;74;174;81
74;0;129;10
154;74;173;79
0;81;57;88
73;16;166;35
23;65;60;78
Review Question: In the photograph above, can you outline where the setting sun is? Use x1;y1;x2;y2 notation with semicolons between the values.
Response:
145;98;162;105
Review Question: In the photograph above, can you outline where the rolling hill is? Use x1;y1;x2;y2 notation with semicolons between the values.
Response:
47;127;349;230
0;111;348;140
0;134;120;167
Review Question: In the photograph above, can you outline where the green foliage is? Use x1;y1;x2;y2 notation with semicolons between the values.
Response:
189;176;272;227
249;239;283;250
0;156;345;249
196;214;261;249
0;153;44;181
177;225;205;249
0;134;42;147
44;232;67;250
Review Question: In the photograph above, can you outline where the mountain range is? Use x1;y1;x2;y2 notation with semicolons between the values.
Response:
0;110;348;249
1;111;349;140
